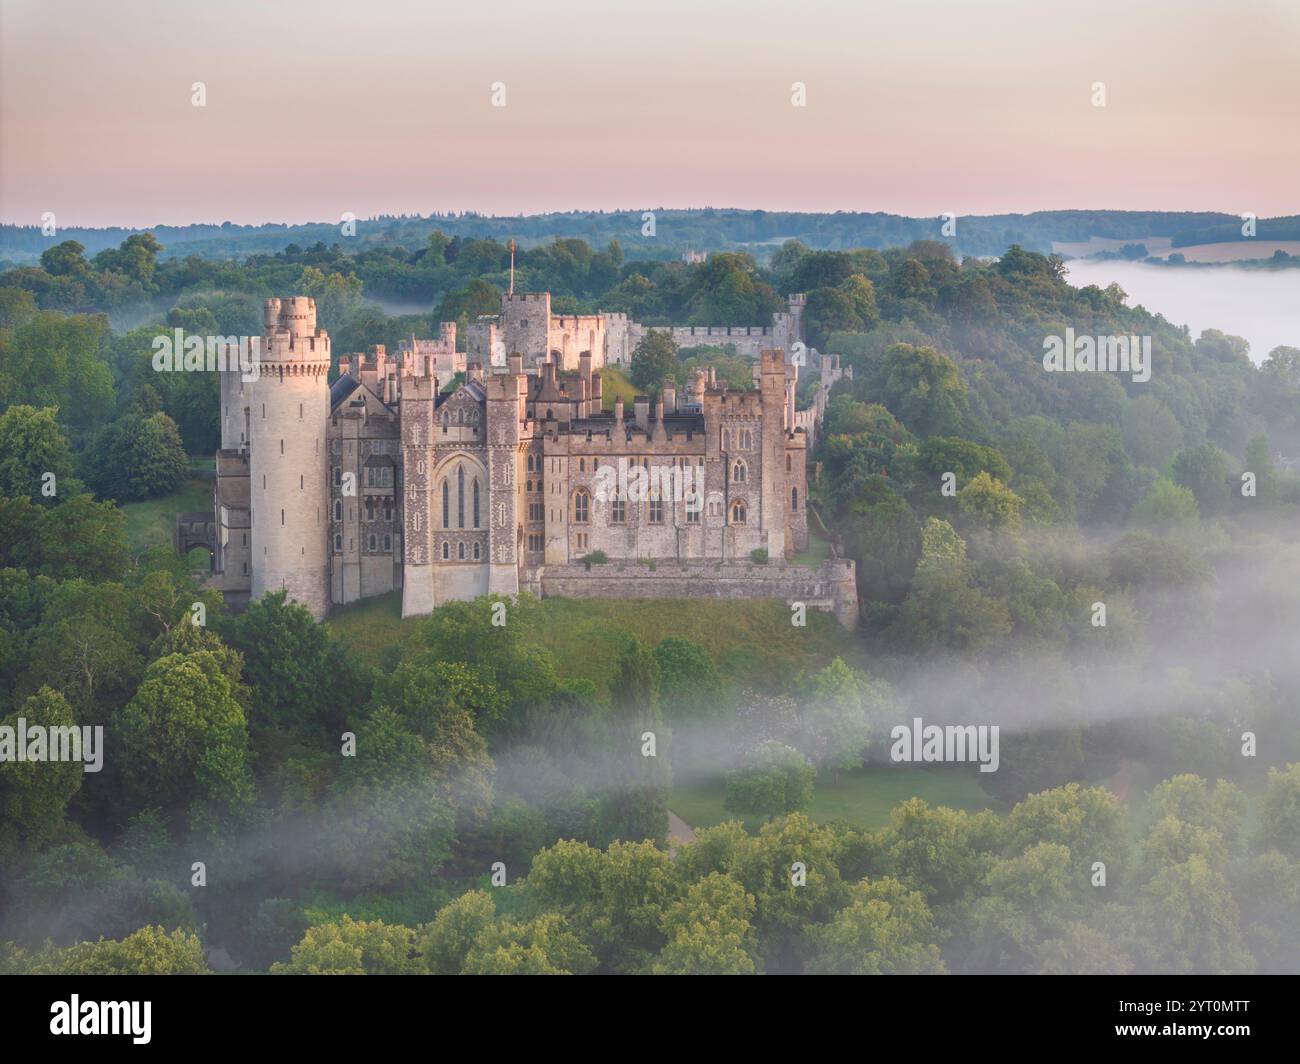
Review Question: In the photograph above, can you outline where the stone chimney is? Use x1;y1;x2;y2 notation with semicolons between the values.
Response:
509;352;524;376
614;395;624;426
579;350;593;416
634;395;650;431
663;377;677;412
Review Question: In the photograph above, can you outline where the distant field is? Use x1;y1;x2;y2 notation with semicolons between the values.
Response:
669;764;1000;833
1161;240;1300;263
1053;235;1175;257
1053;235;1300;263
328;590;864;693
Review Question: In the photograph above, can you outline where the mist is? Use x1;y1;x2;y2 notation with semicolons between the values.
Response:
1063;260;1300;364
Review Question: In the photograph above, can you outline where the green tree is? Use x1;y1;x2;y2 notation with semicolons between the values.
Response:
90;412;189;502
0;405;76;501
272;916;423;975
877;343;968;437
808;876;946;974
1130;475;1199;526
1258;763;1300;858
524;838;678;973
957;471;1023;532
653;872;759;975
629;330;680;397
1133;854;1254;974
724;741;815;820
0;688;83;856
1171;444;1231;516
653;635;723;723
113;650;255;831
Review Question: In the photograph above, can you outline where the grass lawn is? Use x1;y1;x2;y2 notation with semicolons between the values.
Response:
790;528;832;568
669;764;1002;833
327;591;866;695
119;460;214;555
599;367;638;410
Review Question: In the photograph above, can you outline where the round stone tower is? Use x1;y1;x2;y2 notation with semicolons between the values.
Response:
249;296;331;619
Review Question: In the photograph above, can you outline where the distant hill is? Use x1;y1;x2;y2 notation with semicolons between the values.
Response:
0;209;1257;266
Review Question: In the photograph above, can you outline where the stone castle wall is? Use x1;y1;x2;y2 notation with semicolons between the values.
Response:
539;558;858;628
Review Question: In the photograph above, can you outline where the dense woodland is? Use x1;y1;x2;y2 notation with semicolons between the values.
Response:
1;232;1298;974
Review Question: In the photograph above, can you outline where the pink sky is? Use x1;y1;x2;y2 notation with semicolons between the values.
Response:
2;0;1297;227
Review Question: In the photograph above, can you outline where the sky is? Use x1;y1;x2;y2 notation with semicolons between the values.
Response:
2;0;1298;227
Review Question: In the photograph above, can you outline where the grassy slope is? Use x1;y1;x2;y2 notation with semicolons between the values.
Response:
326;591;997;830
599;367;638;410
327;590;865;694
119;462;214;555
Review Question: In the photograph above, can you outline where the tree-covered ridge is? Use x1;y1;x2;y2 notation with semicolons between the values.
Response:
1;208;1270;265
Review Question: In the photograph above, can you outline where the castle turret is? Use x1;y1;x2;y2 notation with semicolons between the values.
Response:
249;296;331;619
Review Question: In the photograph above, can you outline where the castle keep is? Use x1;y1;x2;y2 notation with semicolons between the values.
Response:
200;295;857;626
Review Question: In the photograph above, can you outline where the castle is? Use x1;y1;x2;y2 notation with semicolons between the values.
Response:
185;294;857;626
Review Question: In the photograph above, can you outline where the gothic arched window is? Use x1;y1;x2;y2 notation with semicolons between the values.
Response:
473;478;480;529
442;480;450;528
573;489;590;524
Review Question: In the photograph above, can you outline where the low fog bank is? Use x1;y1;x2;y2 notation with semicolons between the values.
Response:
1064;260;1300;364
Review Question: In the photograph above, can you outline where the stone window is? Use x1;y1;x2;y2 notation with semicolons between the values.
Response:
458;542;465;560
741;429;753;449
333;533;342;552
786;454;792;473
442;541;449;560
685;493;701;523
442;480;450;528
722;428;731;450
731;500;747;524
791;486;799;511
573;489;590;524
334;500;343;522
648;492;664;524
473;542;481;560
368;533;377;552
610;494;626;523
457;465;465;528
731;459;748;483
473;478;480;529
383;534;391;551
